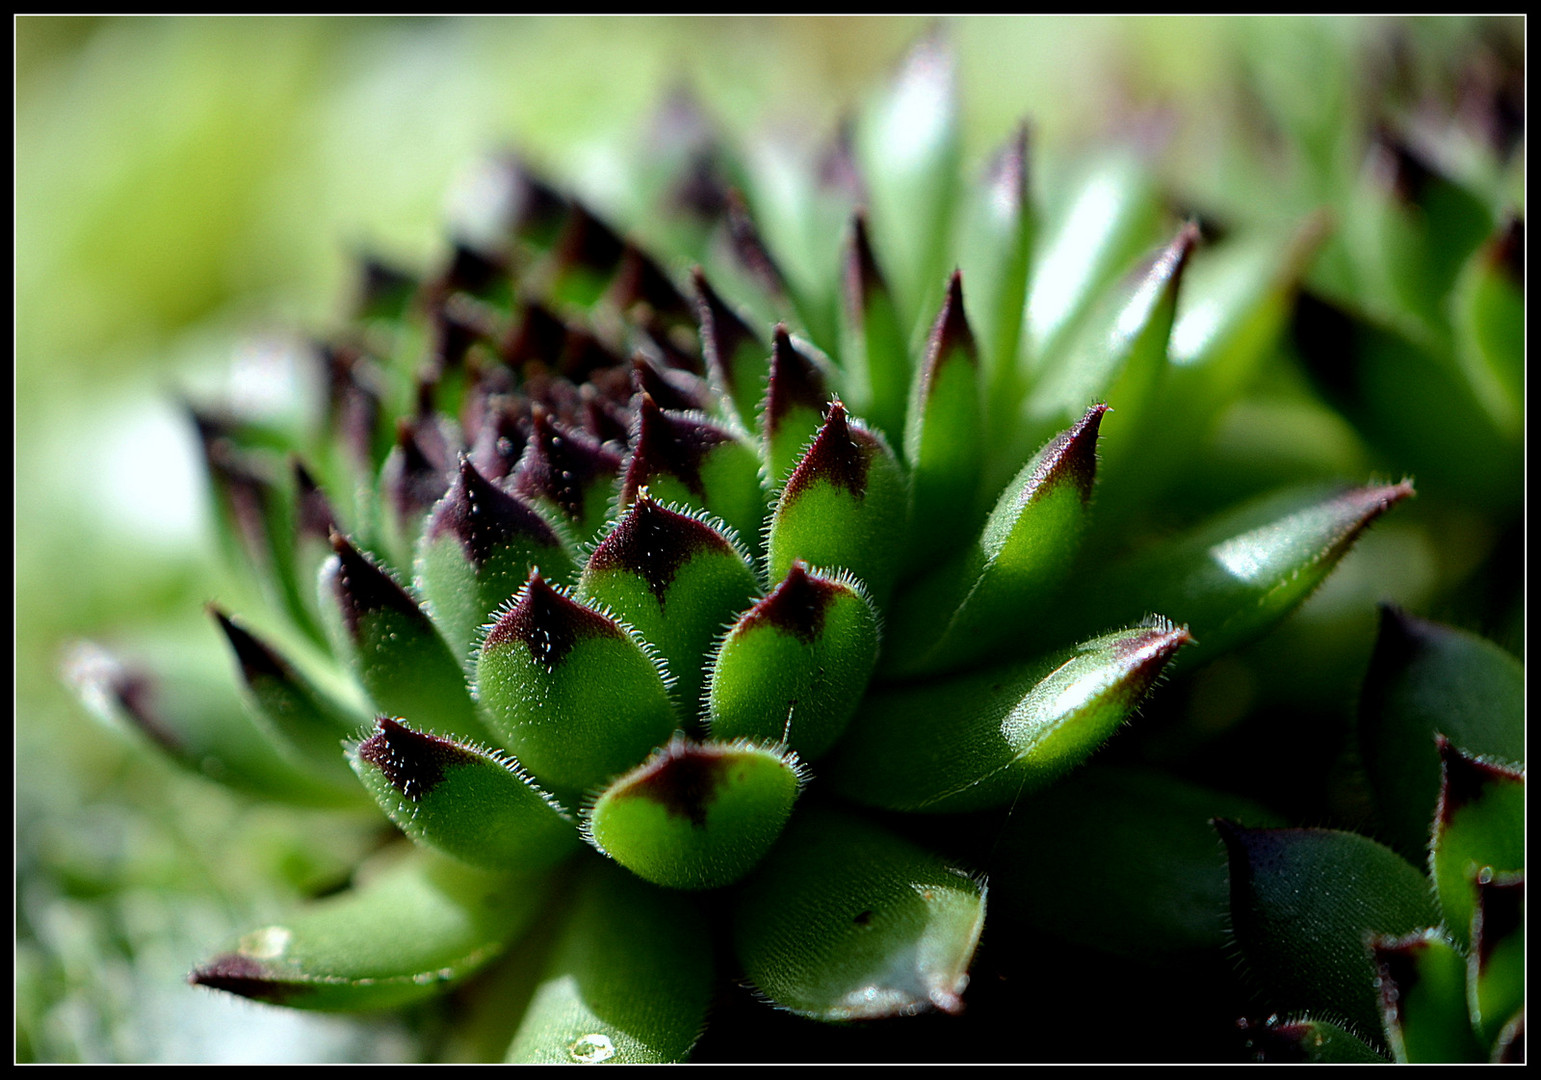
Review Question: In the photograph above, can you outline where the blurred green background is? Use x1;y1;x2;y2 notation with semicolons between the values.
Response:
15;15;1521;1062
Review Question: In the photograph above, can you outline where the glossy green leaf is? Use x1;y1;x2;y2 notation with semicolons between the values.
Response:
190;847;544;1011
1079;481;1414;669
955;124;1033;458
903;270;983;565
733;807;985;1021
1468;873;1524;1049
856;30;961;330
506;862;712;1063
350;717;579;873
760;324;835;487
1024;153;1163;374
1358;606;1524;863
993;764;1283;957
585;738;803;890
1022;222;1195;477
1449;219;1523;441
1217;822;1440;1037
839;213;912;442
1428;740;1523;950
830;622;1191;814
884;403;1104;677
1371;929;1482;1063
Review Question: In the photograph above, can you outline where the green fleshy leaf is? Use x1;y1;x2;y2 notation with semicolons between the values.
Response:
839;213;912;442
211;607;368;788
855;29;961;330
1022;222;1196;476
1106;216;1325;509
766;399;908;608
585;738;803;890
1469;874;1524;1049
1240;1016;1389;1063
416;456;576;672
829;622;1191;814
884;403;1104;678
1217;822;1441;1038
62;637;357;807
320;531;485;742
993;764;1284;957
617;395;769;562
189;848;544;1011
506;862;712;1063
1371;929;1483;1063
576;492;759;720
903;270;983;565
706;560;880;761
1449;218;1523;441
1024;152;1163;375
761;324;835;487
192;424;323;645
476;570;678;799
350;717;579;873
733;806;985;1021
955;124;1033;460
1428;740;1523;950
1357;606;1524;864
1292;293;1519;513
1079;481;1414;669
508;407;624;544
693;267;768;427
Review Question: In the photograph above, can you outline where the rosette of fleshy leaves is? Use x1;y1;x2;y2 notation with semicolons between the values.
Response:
1221;606;1523;1063
65;37;1427;1063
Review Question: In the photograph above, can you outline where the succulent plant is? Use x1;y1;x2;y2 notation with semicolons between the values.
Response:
1224;607;1524;1063
56;27;1520;1063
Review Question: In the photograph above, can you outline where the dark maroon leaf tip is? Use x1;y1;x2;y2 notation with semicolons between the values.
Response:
428;455;560;568
917;270;978;402
210;606;291;689
692;268;761;397
510;408;623;522
621;394;733;505
356;716;478;802
1434;735;1523;824
553;200;627;278
189;952;307;1005
633;353;710;414
621;738;738;827
587;491;735;606
327;531;423;638
610;243;693;325
484;570;622;670
738;560;846;644
843;212;890;316
724;189;788;300
1018;403;1108;507
764;324;830;435
1474;875;1524;972
781;399;879;504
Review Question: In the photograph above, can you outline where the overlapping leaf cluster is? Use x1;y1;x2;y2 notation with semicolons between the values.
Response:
62;34;1511;1063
